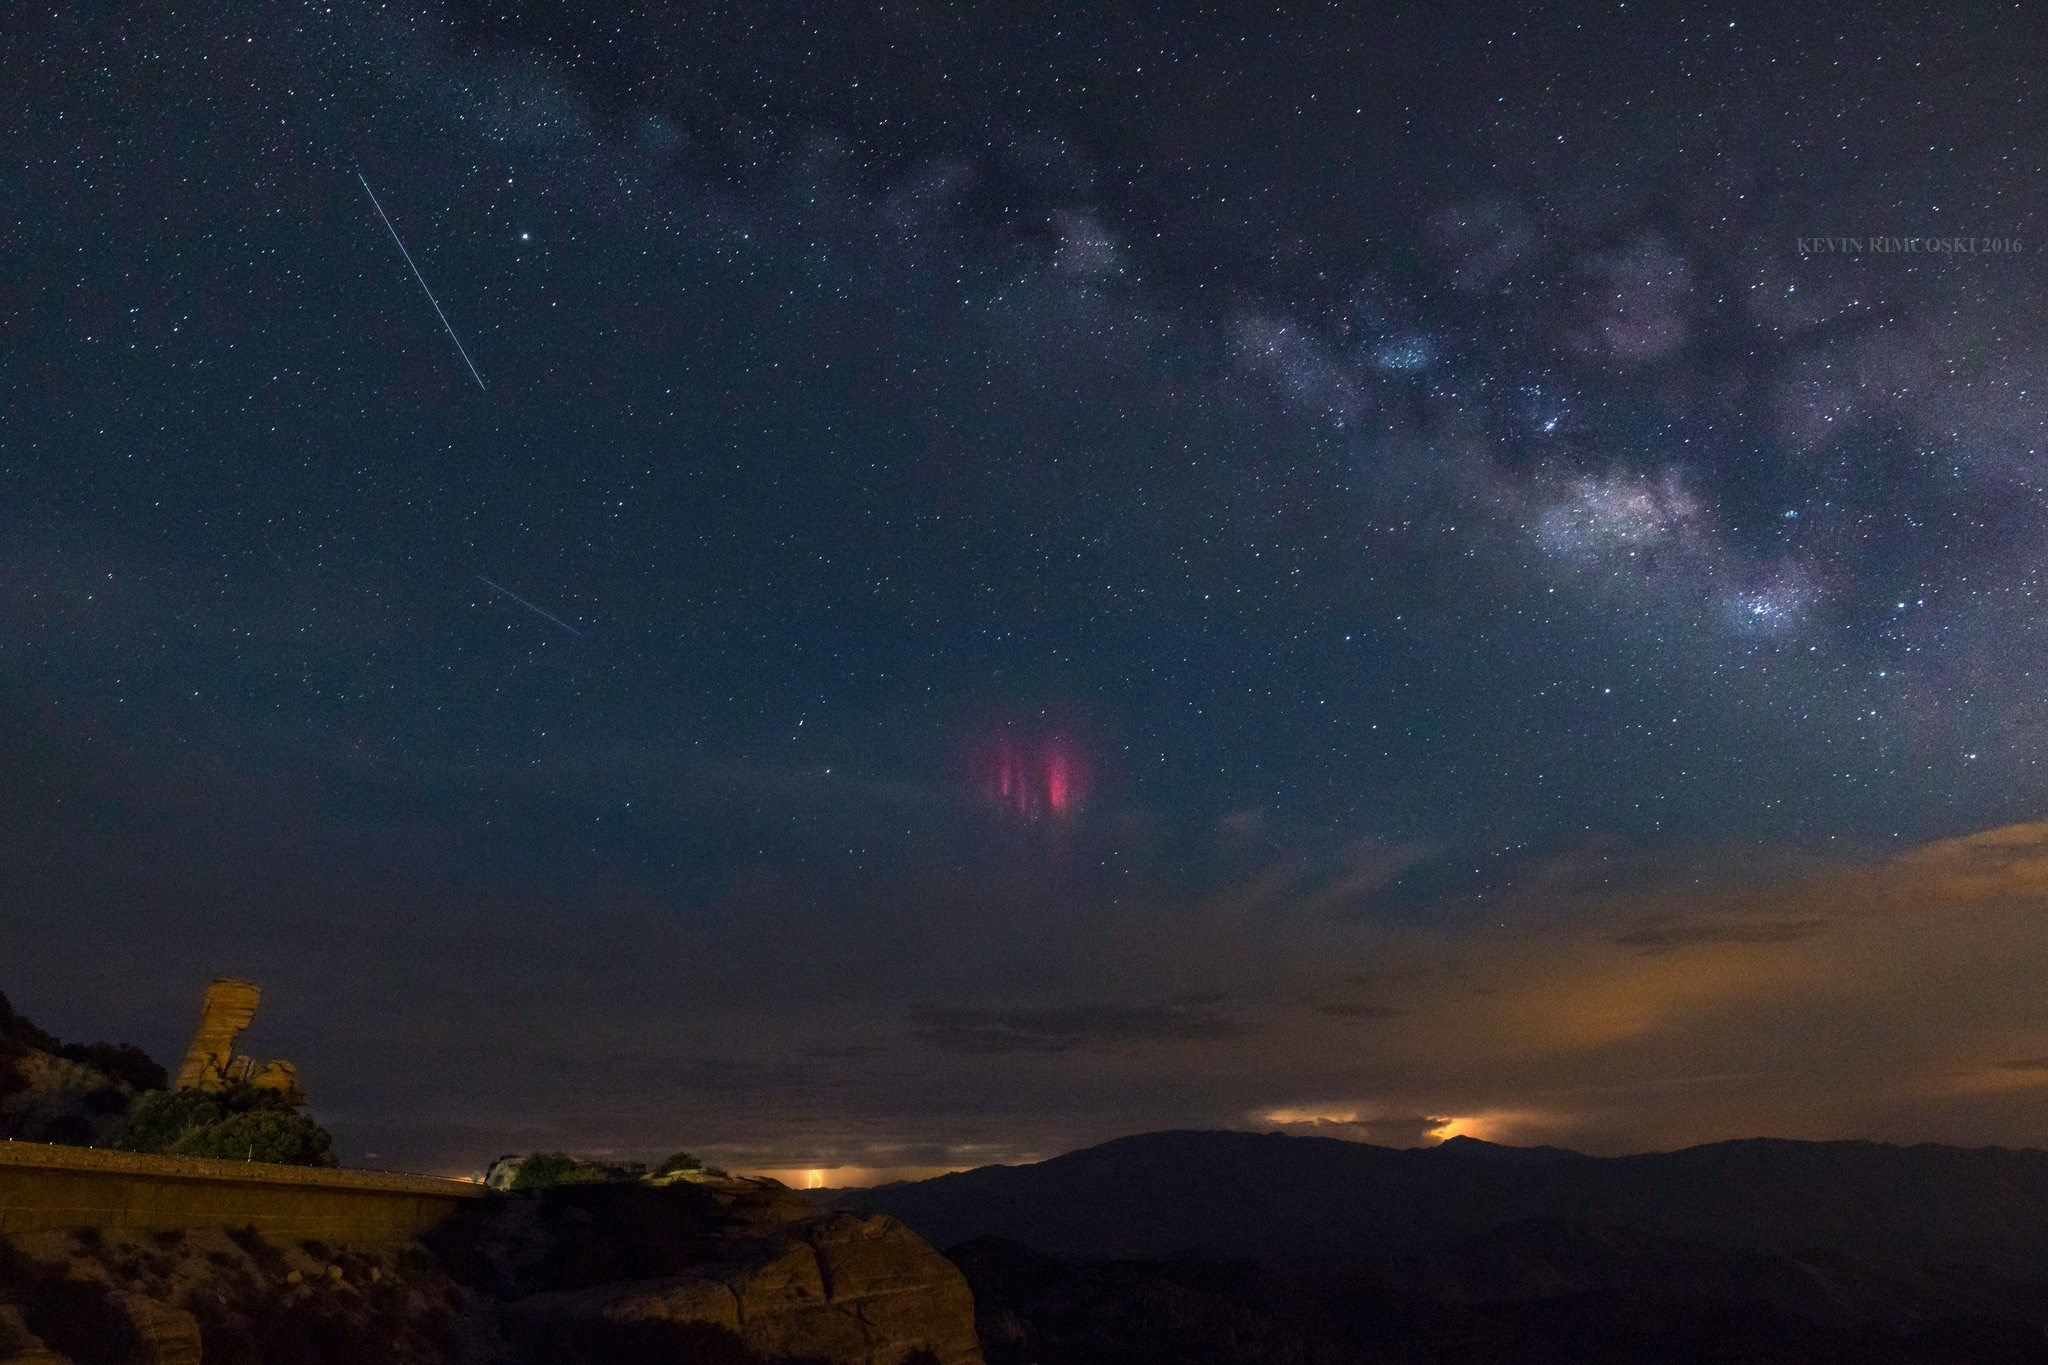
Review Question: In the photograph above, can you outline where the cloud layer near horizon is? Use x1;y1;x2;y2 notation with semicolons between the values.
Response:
11;715;2048;1178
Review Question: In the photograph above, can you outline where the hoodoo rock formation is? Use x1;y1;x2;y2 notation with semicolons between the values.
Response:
172;978;296;1095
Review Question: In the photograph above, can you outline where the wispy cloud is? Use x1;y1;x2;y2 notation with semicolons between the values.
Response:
910;1000;1243;1055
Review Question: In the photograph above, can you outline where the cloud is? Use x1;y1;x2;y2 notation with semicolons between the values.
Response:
1886;821;2048;901
1313;1001;1409;1020
1609;917;1831;954
1258;1110;1452;1147
909;1000;1243;1055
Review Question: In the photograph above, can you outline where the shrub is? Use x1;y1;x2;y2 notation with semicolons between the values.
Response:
0;991;168;1095
171;1107;336;1167
116;1084;335;1166
507;1151;638;1190
652;1150;727;1177
39;1114;94;1145
655;1150;705;1176
115;1089;230;1153
82;1084;131;1116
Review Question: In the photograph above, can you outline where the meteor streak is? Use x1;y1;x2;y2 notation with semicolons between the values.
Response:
356;170;487;391
477;575;582;636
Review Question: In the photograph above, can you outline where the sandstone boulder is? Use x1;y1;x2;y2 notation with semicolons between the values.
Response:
250;1060;301;1097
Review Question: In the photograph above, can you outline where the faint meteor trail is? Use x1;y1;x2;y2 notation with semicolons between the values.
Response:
356;170;486;391
477;575;582;636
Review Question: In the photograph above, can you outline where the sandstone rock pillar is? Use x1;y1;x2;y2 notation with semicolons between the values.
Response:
173;977;262;1091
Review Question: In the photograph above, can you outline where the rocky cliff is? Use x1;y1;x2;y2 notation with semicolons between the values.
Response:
461;1175;982;1365
506;1209;980;1365
172;979;296;1096
1;1173;982;1365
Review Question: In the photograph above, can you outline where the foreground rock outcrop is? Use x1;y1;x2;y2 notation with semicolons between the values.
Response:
1;1173;981;1364
509;1210;980;1365
462;1176;981;1365
0;1225;488;1365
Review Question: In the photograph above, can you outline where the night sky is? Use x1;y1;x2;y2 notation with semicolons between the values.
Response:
8;3;2048;1181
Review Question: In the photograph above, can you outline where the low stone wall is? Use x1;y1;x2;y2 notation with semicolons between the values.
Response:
0;1140;487;1243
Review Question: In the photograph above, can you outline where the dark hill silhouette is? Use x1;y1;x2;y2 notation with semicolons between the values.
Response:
840;1129;2048;1267
842;1132;2048;1363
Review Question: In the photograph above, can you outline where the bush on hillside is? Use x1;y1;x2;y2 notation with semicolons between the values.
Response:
655;1150;729;1177
115;1084;336;1167
0;989;169;1138
663;1154;720;1178
57;1041;168;1094
115;1089;233;1153
509;1152;647;1190
0;991;168;1091
171;1105;336;1166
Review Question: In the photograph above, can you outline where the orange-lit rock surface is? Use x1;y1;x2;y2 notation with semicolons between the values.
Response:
171;979;264;1092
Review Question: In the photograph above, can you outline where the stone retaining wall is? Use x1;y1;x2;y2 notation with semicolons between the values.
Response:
0;1140;486;1243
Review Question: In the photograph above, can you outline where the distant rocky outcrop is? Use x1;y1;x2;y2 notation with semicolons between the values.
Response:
172;978;296;1096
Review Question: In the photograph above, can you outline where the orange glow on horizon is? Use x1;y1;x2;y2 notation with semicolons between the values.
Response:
1425;1116;1484;1142
1260;1107;1365;1126
1256;1106;1569;1148
743;1163;970;1189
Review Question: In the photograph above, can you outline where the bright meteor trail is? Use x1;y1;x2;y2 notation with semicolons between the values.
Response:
477;575;582;636
356;170;486;391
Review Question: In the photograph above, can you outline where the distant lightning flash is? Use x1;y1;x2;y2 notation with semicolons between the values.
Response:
356;170;486;391
477;575;582;636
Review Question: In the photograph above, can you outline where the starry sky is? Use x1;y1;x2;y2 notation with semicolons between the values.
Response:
7;2;2048;1181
